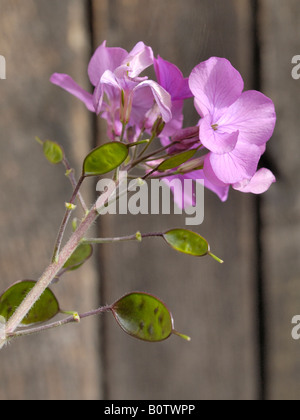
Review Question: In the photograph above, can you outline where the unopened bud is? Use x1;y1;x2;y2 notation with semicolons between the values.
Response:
135;231;142;242
151;116;165;136
65;202;77;211
178;156;204;173
65;168;74;177
169;126;200;155
73;312;80;322
72;217;78;232
137;178;145;187
128;177;145;192
171;126;199;143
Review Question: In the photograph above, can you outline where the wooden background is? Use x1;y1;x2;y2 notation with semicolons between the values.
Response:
0;0;299;400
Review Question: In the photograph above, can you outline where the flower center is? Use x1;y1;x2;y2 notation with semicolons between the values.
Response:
211;123;219;131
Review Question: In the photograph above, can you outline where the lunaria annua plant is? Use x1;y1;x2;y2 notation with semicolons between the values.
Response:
0;41;276;350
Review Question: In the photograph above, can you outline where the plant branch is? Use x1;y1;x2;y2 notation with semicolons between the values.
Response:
52;175;85;263
6;305;112;341
136;131;156;159
62;157;88;213
0;205;99;349
0;178;127;349
82;231;164;245
128;140;181;169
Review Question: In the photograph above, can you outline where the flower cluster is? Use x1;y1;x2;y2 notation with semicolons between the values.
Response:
51;41;276;204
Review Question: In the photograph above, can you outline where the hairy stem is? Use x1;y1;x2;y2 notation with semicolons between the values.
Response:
62;157;88;213
6;305;112;341
0;205;99;348
82;231;163;245
129;140;181;169
0;177;127;349
52;175;85;262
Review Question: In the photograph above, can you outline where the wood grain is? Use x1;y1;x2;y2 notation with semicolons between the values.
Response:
0;0;101;400
92;0;258;400
1;0;297;401
260;0;300;400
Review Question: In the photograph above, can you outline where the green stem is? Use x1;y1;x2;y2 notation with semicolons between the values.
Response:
82;231;164;245
172;330;191;342
208;252;224;264
52;175;85;263
128;140;181;170
62;157;88;213
127;139;150;148
120;122;127;142
143;170;181;180
136;131;156;159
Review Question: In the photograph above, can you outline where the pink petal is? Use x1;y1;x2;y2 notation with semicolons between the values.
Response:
154;56;192;100
50;73;94;112
233;168;276;194
203;156;230;201
100;69;122;90
218;90;276;147
88;41;128;86
189;57;244;117
163;170;229;208
199;114;239;154
93;70;124;115
134;80;172;123
159;135;172;148
129;87;157;128
93;81;105;115
209;142;262;184
125;42;154;78
202;179;229;202
163;174;195;209
186;170;230;202
161;100;184;137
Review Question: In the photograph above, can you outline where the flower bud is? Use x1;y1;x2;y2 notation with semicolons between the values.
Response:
177;156;205;173
168;126;199;154
151;116;165;136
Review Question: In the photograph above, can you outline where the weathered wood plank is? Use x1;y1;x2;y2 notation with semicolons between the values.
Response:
0;0;101;399
260;0;300;400
92;0;258;400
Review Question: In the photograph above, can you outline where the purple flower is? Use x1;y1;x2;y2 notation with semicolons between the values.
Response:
50;41;172;140
189;57;276;188
163;170;230;208
202;157;275;201
153;56;193;144
163;126;200;155
156;57;276;206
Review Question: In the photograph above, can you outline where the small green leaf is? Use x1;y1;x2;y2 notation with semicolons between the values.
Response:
0;280;60;325
163;229;223;262
63;243;93;271
43;140;64;164
83;142;129;177
111;293;174;342
157;150;197;172
163;229;209;257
